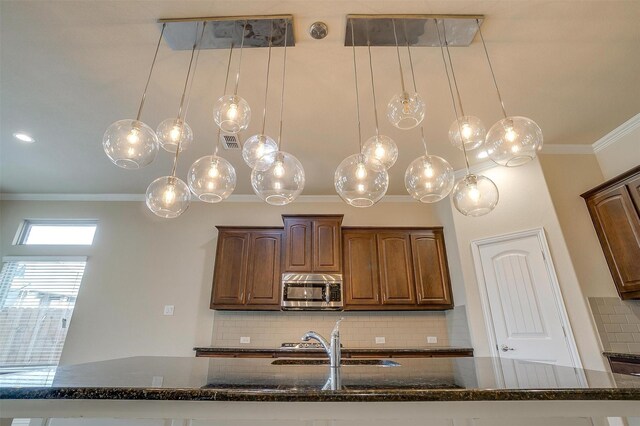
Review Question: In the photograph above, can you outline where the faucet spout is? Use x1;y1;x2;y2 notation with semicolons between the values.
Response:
299;318;345;371
301;331;330;354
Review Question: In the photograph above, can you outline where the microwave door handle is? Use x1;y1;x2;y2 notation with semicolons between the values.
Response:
326;283;331;303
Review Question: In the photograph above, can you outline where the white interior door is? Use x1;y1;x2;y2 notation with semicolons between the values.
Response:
472;229;583;387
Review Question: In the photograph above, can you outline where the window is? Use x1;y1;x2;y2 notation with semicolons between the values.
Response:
0;257;87;369
16;220;97;245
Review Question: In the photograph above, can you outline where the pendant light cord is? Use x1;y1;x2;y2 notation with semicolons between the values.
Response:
171;24;201;177
136;23;165;122
366;26;381;137
260;21;274;136
233;20;248;97
214;44;235;157
183;22;207;121
437;19;470;174
350;19;363;154
391;19;406;94
402;21;428;155
443;28;466;118
477;19;508;119
277;19;289;150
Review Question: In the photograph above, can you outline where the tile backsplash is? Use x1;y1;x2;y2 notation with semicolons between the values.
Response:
588;297;640;354
212;307;471;349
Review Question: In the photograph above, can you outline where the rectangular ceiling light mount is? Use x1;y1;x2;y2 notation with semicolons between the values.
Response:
344;14;484;47
158;15;295;50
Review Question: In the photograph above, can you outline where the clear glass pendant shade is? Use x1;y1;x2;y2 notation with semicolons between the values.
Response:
213;95;251;133
242;134;278;168
335;154;388;208
103;119;159;169
387;92;425;130
363;135;398;169
452;174;499;217
188;155;236;203
145;176;191;218
156;118;193;153
448;116;486;151
405;155;455;203
251;151;305;206
485;116;543;167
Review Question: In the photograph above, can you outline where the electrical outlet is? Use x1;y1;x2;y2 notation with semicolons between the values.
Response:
427;336;438;344
375;336;386;344
163;305;174;316
240;336;251;344
151;376;164;387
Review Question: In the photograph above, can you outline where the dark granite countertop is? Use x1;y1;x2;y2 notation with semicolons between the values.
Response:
603;352;640;362
1;356;639;402
194;346;474;357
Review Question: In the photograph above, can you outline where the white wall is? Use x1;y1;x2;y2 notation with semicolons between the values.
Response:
595;123;640;179
448;159;607;371
0;199;465;365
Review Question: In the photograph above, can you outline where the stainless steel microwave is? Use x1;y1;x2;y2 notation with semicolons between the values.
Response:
281;273;343;310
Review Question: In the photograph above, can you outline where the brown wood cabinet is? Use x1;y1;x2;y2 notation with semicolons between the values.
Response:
343;227;454;310
582;166;640;300
211;227;283;310
283;215;342;273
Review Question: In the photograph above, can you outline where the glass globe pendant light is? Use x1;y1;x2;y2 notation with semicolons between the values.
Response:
335;19;389;207
362;40;397;169
405;128;454;203
386;19;425;130
243;23;278;168
188;45;237;203
250;19;305;205
213;20;251;133
476;19;543;166
146;24;204;218
103;23;165;169
437;19;498;217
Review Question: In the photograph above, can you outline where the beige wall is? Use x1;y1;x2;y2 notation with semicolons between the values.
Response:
0;199;466;365
448;159;607;371
595;124;640;179
538;154;616;297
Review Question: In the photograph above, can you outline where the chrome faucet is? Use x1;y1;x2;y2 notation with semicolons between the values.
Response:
301;318;344;390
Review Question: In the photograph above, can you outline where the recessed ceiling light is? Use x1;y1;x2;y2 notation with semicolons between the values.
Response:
13;132;35;143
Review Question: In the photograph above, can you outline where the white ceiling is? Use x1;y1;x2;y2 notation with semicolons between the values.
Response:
2;0;639;195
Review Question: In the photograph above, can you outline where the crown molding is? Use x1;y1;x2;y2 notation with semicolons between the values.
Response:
540;144;594;155
592;112;640;153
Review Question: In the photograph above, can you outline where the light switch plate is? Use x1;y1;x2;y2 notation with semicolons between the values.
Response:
151;376;164;387
163;305;174;316
375;337;386;344
240;336;251;344
427;336;438;344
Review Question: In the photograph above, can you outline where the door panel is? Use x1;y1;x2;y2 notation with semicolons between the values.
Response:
284;219;312;272
211;232;249;306
343;231;380;306
246;232;282;306
313;219;341;272
475;233;575;369
411;232;453;307
377;233;416;305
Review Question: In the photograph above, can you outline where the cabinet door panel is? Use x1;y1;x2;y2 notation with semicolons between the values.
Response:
411;232;453;307
246;231;282;307
313;219;342;272
588;185;640;295
211;232;249;307
627;175;640;214
377;233;416;305
284;219;312;272
343;231;380;306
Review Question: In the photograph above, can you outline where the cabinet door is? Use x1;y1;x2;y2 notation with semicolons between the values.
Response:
313;219;342;272
284;219;312;272
211;231;249;307
627;175;640;214
343;231;380;306
411;231;453;308
376;232;416;305
588;185;640;297
245;231;282;308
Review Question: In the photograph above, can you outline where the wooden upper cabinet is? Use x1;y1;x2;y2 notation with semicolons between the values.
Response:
376;232;416;305
283;215;342;273
411;231;453;308
343;230;380;306
211;228;283;310
582;166;640;300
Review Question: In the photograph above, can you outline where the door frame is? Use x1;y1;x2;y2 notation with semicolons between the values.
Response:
470;228;584;376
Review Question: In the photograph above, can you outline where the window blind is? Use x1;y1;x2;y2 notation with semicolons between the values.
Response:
0;258;86;369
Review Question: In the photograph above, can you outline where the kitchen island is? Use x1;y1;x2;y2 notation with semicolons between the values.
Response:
1;356;639;425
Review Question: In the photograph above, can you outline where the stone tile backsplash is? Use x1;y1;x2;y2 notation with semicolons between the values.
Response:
588;297;640;354
212;307;472;349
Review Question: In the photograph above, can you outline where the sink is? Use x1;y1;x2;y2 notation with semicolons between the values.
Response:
271;359;401;367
